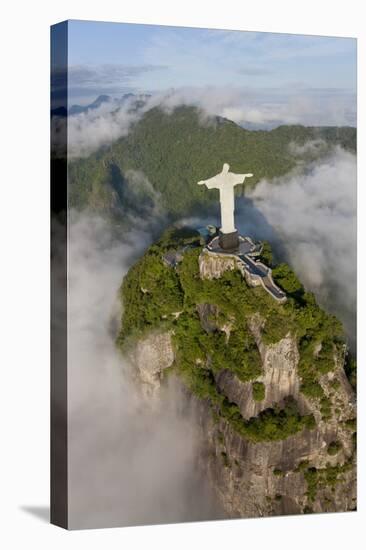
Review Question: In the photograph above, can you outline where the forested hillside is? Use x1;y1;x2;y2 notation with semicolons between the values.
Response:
117;226;356;517
68;105;356;219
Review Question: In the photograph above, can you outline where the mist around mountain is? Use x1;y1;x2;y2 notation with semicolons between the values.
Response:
51;92;152;118
66;99;356;347
67;100;356;221
116;226;356;519
69;94;112;115
63;98;356;526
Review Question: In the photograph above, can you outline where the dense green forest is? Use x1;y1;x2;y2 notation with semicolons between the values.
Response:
118;227;348;441
68;105;356;220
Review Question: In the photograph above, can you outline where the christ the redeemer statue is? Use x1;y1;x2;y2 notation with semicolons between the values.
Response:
197;163;253;249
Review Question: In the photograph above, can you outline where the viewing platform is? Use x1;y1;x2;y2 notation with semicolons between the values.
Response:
205;234;287;303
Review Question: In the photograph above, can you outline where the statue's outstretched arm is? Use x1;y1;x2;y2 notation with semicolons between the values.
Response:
197;177;221;189
238;173;254;180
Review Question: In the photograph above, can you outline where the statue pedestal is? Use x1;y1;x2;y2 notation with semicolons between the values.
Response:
219;230;239;250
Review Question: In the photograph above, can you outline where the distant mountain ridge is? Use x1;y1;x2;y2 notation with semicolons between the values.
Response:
69;94;112;115
51;92;151;118
68;102;356;221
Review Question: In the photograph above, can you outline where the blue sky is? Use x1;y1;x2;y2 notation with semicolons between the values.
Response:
66;20;357;126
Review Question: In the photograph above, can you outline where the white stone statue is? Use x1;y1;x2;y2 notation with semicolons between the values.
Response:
197;163;253;234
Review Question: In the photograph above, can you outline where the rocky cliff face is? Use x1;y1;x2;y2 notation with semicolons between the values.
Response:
126;331;174;398
200;317;356;517
123;248;356;518
198;251;238;280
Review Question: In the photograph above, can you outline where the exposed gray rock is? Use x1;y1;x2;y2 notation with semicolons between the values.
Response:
199;250;237;280
204;309;356;517
196;303;220;333
126;259;356;519
127;331;174;398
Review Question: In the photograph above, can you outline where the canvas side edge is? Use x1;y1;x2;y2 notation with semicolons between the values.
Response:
50;20;68;530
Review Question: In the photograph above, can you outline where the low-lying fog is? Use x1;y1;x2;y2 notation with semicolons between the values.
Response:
66;143;356;528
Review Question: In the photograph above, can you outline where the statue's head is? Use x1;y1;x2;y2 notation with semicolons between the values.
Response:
222;163;230;172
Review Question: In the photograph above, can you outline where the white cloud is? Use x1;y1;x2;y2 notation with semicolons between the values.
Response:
288;139;328;156
66;97;140;158
64;144;357;528
67;213;221;528
63;64;167;103
237;147;356;346
63;86;355;159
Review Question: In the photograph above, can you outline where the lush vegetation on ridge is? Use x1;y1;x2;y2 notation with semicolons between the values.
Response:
118;227;346;440
252;382;266;402
68;106;356;220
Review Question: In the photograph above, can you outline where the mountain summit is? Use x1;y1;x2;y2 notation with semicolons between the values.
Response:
118;226;356;517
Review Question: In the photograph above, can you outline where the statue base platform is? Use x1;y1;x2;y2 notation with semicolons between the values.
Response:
219;230;239;251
